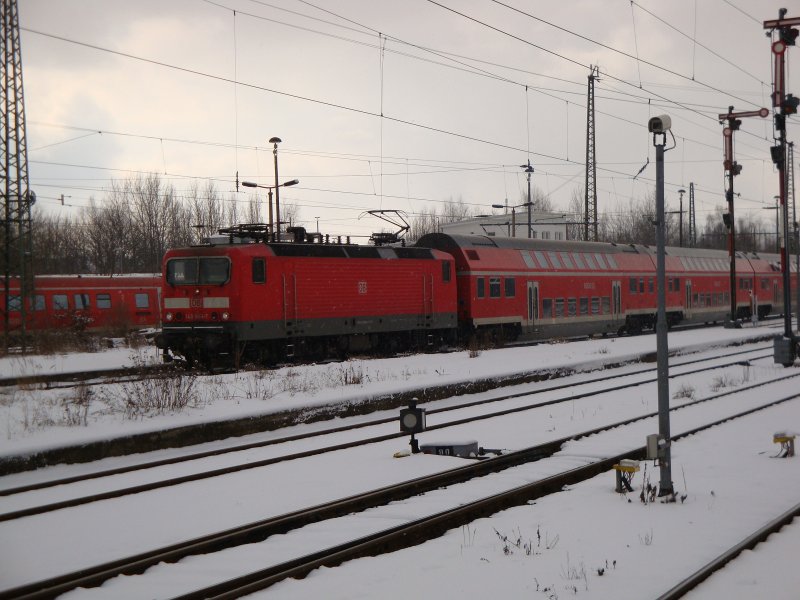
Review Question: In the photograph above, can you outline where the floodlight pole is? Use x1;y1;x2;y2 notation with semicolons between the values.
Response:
653;130;673;497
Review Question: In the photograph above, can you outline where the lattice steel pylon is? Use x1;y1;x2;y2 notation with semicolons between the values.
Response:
688;182;696;247
1;0;34;351
584;65;599;242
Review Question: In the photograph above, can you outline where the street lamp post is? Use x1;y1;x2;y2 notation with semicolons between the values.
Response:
269;137;284;239
241;178;300;241
521;160;534;238
492;201;533;238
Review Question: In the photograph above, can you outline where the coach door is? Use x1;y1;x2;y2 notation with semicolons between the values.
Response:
527;281;539;330
685;280;692;317
283;273;297;328
611;280;622;324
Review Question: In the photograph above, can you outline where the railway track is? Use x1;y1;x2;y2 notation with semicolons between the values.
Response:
657;501;800;599
0;362;172;389
2;357;797;599
0;345;778;519
1;319;783;390
167;394;800;600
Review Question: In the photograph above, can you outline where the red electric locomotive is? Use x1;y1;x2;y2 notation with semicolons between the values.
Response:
416;233;788;341
156;225;457;366
2;274;161;335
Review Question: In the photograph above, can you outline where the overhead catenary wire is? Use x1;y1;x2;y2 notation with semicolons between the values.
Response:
20;2;789;229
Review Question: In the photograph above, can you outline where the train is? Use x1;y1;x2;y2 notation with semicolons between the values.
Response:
153;225;798;367
2;274;162;337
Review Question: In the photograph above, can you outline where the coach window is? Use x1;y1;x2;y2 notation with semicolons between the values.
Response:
594;254;606;269
568;298;577;317
30;295;45;311
53;295;68;310
573;253;586;269
639;278;645;294
554;298;564;318
591;297;600;315
252;257;266;284
668;278;673;292
97;294;112;309
674;278;680;291
580;297;589;315
601;297;610;314
135;293;150;309
489;277;501;298
629;278;637;294
534;251;548;268
547;252;561;268
648;278;654;293
7;296;21;312
477;278;485;298
504;277;515;297
560;253;574;269
74;294;90;310
442;261;451;282
542;298;553;318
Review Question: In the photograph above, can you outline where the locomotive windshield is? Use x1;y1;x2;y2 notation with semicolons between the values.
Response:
166;257;230;285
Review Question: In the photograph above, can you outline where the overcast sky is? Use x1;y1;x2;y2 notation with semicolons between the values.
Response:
18;0;800;240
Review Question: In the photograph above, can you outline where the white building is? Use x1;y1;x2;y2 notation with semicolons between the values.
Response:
440;211;569;240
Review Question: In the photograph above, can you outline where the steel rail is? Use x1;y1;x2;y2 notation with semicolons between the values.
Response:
0;345;771;497
0;351;780;523
3;387;798;600
656;501;800;599
172;393;800;600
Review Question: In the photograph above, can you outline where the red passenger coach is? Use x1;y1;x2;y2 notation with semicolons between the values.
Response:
416;233;789;342
418;233;639;340
2;274;161;335
157;227;457;366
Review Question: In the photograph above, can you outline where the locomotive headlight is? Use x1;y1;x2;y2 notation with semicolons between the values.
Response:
165;312;174;321
222;311;230;320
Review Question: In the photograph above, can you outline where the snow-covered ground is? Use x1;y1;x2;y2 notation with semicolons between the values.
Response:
1;322;798;599
0;322;783;458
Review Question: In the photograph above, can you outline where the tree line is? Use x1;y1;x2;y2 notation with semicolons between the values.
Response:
30;174;297;275
26;174;788;276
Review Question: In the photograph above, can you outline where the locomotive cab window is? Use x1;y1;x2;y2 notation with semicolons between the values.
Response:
97;294;112;309
252;257;266;284
167;257;230;285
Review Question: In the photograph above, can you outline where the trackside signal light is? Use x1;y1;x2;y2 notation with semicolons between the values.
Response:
400;398;426;454
779;26;799;45
783;94;800;115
